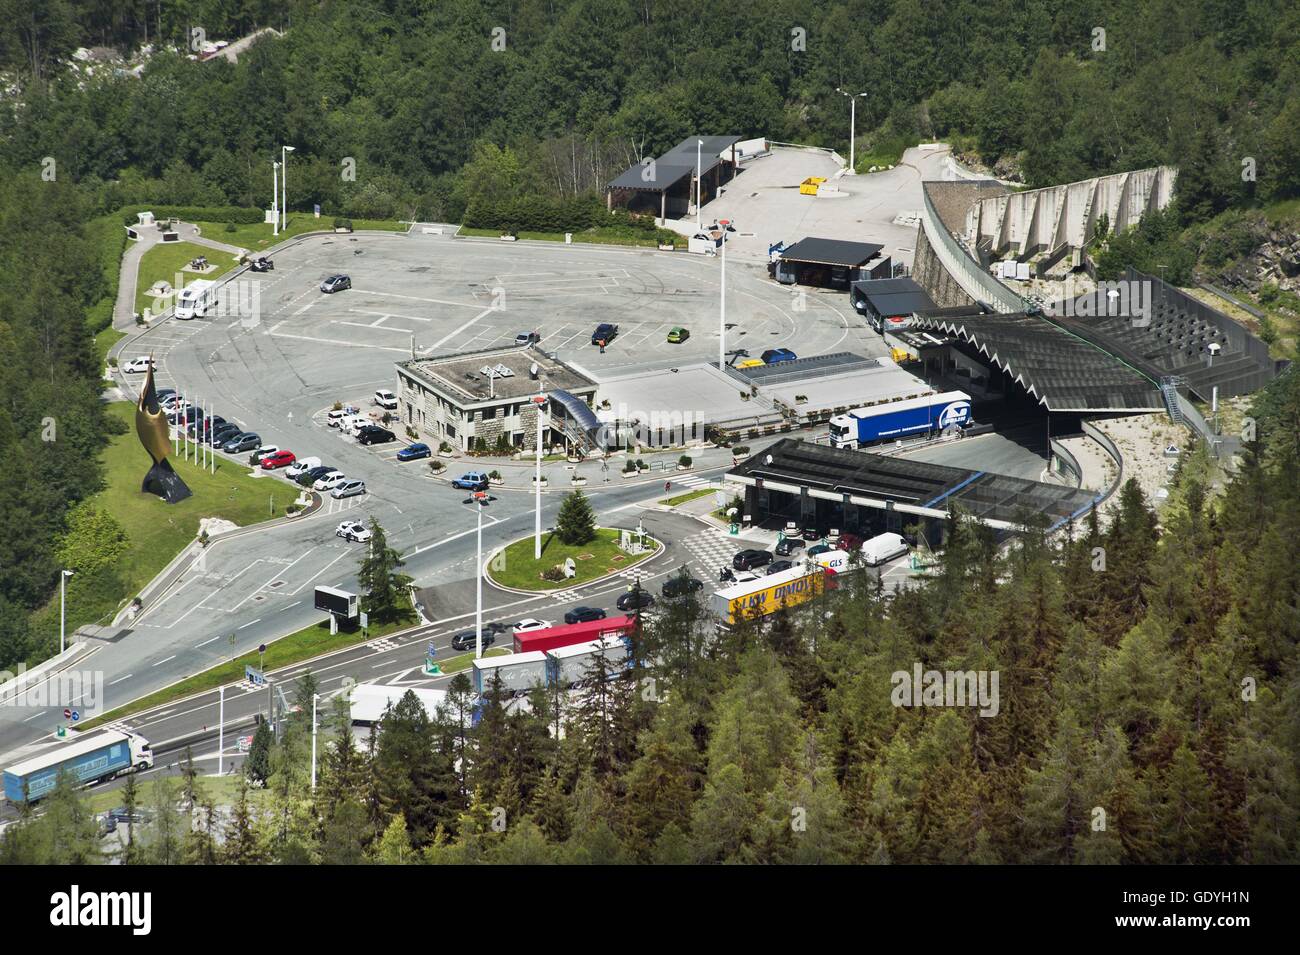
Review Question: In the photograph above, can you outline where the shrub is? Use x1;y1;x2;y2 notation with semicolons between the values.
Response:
118;205;263;226
489;470;502;480
333;217;354;231
732;445;750;456
678;454;692;467
623;460;636;473
541;565;566;582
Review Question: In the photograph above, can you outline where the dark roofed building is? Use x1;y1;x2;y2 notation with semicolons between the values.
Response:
726;438;1101;538
771;237;888;290
607;136;743;223
851;276;937;331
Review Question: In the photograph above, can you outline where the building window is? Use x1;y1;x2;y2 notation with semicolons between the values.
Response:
446;424;456;438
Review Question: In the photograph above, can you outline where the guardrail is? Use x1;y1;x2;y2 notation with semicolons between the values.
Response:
919;188;1026;312
1049;439;1083;487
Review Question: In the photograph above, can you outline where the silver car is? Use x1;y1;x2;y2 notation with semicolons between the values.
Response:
330;479;367;499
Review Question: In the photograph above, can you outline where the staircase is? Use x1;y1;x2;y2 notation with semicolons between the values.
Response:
1160;377;1184;426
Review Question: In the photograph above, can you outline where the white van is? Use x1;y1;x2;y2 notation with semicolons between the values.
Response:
285;456;321;478
175;279;217;320
374;389;398;410
340;414;371;436
808;549;852;574
861;533;909;567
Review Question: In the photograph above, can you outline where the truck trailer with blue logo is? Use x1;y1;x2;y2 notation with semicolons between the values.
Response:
828;391;971;449
3;730;154;804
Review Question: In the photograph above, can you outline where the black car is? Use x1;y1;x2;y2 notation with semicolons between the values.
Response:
563;606;607;625
249;256;274;272
297;465;336;487
591;322;618;345
450;623;508;651
357;425;396;446
732;549;773;571
774;537;804;557
802;526;823;542
766;560;795;575
189;415;226;438
616;589;655;612
320;273;351;293
662;575;704;598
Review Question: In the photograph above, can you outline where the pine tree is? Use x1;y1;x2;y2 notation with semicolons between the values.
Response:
372;813;416;864
555;489;596;545
356;518;414;623
223;776;266;864
245;721;273;787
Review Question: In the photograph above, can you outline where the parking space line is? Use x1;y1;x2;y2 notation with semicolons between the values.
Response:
429;305;498;349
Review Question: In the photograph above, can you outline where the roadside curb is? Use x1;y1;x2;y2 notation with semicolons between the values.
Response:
482;533;667;597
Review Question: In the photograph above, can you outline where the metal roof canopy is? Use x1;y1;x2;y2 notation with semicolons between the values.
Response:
608;135;743;192
780;237;884;268
911;312;1166;412
550;388;602;434
852;276;936;316
728;438;1100;529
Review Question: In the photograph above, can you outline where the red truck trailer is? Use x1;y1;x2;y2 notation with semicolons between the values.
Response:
513;615;637;654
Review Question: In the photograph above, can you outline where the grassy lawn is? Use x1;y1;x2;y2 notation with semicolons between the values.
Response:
458;225;681;249
95;326;127;369
86;774;274;814
487;527;659;591
134;241;241;317
660;487;714;507
437;646;509;674
80;606;415;730
189;215;407;252
77;402;302;625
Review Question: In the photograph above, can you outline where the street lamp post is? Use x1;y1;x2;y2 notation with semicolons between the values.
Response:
280;146;295;231
533;394;546;560
719;220;728;370
217;684;225;776
696;139;703;231
59;569;74;654
836;89;868;173
466;492;490;658
271;161;280;237
310;692;319;791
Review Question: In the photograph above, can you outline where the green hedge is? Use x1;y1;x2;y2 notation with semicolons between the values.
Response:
463;195;662;236
118;204;264;226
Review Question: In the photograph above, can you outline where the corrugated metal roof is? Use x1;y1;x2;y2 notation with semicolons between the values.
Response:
780;237;884;267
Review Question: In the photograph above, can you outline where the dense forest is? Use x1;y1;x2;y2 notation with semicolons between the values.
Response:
0;1;1296;863
4;368;1297;864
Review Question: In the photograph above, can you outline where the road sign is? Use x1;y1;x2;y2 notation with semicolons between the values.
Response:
665;481;671;492
56;726;67;738
244;665;265;686
237;735;252;753
70;710;80;723
63;708;71;719
427;642;436;658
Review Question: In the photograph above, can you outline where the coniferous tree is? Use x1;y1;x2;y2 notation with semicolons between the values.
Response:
356;519;414;624
555;489;596;545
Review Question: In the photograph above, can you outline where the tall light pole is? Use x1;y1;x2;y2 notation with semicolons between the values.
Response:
217;685;225;776
466;491;490;657
280;145;295;231
696;139;704;230
59;570;74;654
310;692;319;791
836;89;868;173
533;394;546;559
719;219;728;370
271;161;280;236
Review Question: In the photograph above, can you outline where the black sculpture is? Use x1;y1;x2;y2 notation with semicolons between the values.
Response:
136;360;192;504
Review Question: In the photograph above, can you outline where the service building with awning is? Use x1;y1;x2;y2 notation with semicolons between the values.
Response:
607;136;743;223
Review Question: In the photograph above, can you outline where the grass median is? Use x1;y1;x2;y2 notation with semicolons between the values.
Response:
660;487;714;507
189;216;406;252
458;226;681;249
486;527;658;591
134;241;241;317
80;605;415;731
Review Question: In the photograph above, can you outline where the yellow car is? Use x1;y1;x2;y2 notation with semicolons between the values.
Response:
667;326;690;343
737;358;766;368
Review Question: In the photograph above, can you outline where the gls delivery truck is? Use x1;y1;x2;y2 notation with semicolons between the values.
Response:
3;730;154;804
829;391;971;449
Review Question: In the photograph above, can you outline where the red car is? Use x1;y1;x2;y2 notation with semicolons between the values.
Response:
260;450;297;470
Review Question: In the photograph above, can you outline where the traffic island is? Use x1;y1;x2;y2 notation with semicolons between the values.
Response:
485;527;660;592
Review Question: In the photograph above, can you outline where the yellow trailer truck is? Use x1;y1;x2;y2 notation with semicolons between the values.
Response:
709;565;826;625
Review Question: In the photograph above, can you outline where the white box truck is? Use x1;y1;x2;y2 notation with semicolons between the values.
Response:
472;650;548;696
3;730;154;803
861;533;909;567
175;279;217;319
547;635;630;687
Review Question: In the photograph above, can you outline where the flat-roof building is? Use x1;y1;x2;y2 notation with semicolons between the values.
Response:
772;237;889;290
395;345;598;453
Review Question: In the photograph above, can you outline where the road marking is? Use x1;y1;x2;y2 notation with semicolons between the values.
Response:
195;635;220;648
237;618;263;630
429;305;500;349
109;673;134;686
152;655;177;667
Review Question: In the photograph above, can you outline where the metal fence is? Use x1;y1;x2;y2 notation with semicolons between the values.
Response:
920;188;1025;313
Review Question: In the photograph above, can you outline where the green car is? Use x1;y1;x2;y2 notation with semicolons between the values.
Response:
667;326;690;343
